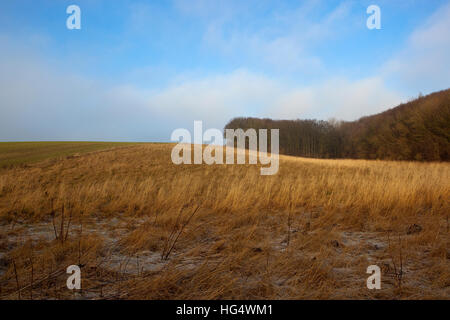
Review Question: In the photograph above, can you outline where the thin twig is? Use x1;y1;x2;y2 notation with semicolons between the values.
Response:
64;206;73;241
163;205;200;260
29;244;34;300
51;199;58;240
12;260;21;300
60;204;65;243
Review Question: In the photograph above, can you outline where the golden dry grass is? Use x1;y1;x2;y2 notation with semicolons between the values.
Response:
0;144;449;299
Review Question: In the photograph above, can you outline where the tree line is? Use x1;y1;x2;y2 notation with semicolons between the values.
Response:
224;88;450;161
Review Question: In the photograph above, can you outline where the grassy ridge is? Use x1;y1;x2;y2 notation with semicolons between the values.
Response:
0;144;448;299
0;141;140;167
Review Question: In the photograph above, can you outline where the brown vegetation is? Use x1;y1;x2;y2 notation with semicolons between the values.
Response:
226;88;450;161
0;144;449;299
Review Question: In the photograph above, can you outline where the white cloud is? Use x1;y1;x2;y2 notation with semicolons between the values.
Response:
382;2;450;94
149;72;402;123
0;35;401;142
148;69;283;128
189;0;353;73
0;35;159;141
266;77;402;120
3;1;449;141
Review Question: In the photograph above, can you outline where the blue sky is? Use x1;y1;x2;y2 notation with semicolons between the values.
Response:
0;0;449;141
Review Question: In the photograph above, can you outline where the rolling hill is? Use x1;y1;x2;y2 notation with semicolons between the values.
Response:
225;88;450;161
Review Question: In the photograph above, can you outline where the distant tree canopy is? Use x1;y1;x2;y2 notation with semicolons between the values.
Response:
224;89;450;161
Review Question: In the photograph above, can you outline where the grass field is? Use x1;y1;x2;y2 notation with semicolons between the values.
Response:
0;142;139;167
0;143;448;299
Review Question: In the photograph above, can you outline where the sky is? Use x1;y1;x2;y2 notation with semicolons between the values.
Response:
0;0;449;141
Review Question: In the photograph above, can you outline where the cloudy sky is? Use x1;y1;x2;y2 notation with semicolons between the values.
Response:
0;0;449;141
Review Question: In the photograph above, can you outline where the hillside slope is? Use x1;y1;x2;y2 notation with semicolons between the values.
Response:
0;144;448;299
225;88;450;161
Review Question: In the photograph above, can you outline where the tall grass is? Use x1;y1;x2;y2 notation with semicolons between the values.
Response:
0;144;448;299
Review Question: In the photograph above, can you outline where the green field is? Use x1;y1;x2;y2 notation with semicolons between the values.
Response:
0;142;139;167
